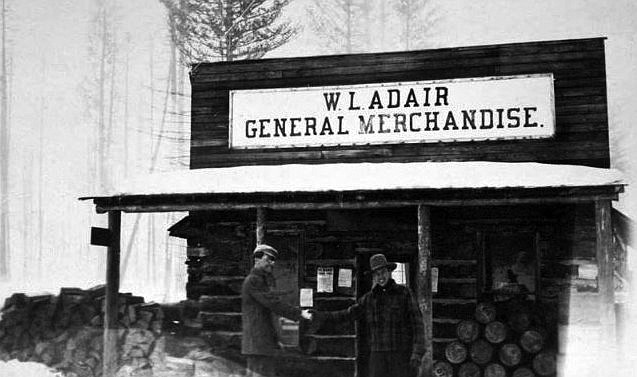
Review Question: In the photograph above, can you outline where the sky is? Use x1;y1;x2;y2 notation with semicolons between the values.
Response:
1;0;634;317
279;0;637;217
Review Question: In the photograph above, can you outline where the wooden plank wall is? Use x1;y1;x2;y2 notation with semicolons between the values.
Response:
190;38;609;169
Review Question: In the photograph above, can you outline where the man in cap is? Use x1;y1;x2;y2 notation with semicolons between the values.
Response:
313;253;424;377
242;244;312;377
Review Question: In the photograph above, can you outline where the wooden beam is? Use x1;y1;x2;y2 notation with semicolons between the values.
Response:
256;207;266;245
94;194;620;213
417;205;433;377
103;210;121;377
595;200;615;346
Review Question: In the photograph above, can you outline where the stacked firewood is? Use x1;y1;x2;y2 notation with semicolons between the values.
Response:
0;286;164;377
434;299;557;377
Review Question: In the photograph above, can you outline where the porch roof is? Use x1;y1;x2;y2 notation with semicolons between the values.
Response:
80;161;625;212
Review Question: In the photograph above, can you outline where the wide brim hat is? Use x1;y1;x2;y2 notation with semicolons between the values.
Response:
253;244;279;259
368;253;396;274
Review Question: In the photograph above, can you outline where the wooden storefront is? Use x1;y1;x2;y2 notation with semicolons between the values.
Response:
84;38;625;377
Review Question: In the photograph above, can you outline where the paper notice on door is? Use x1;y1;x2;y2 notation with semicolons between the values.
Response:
432;267;439;293
300;288;313;307
317;267;334;293
338;268;352;288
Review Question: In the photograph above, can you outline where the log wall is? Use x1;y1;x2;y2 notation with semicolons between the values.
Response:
173;203;603;376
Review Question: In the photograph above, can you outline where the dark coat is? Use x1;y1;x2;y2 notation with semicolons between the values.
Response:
324;279;425;357
241;267;301;356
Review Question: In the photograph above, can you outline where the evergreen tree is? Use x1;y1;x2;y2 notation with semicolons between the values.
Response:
160;0;297;62
307;0;363;54
394;0;435;50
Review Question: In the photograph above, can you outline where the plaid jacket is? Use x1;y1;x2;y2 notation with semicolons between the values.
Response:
326;279;425;357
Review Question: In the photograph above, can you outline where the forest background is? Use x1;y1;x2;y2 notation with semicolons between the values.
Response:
0;0;635;333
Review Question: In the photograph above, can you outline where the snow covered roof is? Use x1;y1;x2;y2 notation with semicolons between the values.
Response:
85;161;625;199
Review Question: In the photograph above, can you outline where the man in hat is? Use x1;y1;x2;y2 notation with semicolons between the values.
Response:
313;253;424;377
242;244;312;377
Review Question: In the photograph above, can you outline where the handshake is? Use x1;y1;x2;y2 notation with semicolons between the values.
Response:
301;309;313;320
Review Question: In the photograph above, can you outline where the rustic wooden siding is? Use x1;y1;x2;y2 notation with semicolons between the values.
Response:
179;205;599;375
190;38;609;169
429;204;599;363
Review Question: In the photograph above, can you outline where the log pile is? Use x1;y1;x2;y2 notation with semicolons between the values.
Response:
437;299;557;377
0;287;165;377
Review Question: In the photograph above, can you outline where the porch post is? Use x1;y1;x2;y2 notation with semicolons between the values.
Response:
256;207;267;245
417;205;433;377
595;200;616;350
103;210;121;377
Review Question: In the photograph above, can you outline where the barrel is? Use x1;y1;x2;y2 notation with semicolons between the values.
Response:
458;362;481;377
475;302;497;324
484;363;506;377
512;367;536;377
499;343;522;367
470;339;493;365
445;341;468;364
532;351;556;376
484;321;507;344
457;320;480;343
432;360;454;377
520;330;544;354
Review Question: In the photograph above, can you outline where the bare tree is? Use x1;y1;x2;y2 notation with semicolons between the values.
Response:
0;0;10;279
84;0;118;193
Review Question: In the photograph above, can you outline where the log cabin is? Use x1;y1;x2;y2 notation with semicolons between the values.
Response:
83;37;627;377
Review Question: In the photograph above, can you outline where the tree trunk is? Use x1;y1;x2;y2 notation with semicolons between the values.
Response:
485;321;507;344
484;363;506;377
98;2;107;191
520;330;544;354
21;155;31;283
458;361;481;377
457;320;480;343
0;0;10;279
469;339;493;365
475;302;496;324
123;33;130;178
512;367;536;377
499;343;522;367
432;360;453;377
445;341;467;364
532;351;556;376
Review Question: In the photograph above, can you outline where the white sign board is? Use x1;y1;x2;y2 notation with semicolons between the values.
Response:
431;267;439;293
338;268;352;288
317;267;334;293
229;74;555;149
300;288;313;307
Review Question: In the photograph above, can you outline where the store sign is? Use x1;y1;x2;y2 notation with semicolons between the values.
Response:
229;74;555;149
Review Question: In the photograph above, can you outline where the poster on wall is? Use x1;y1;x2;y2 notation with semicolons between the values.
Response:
317;267;334;293
338;268;352;288
300;288;313;307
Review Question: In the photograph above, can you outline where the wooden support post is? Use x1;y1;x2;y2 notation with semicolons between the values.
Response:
417;205;433;377
595;200;616;347
256;207;266;245
103;210;121;377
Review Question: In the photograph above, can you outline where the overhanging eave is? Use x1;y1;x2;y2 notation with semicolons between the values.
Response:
85;185;624;214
